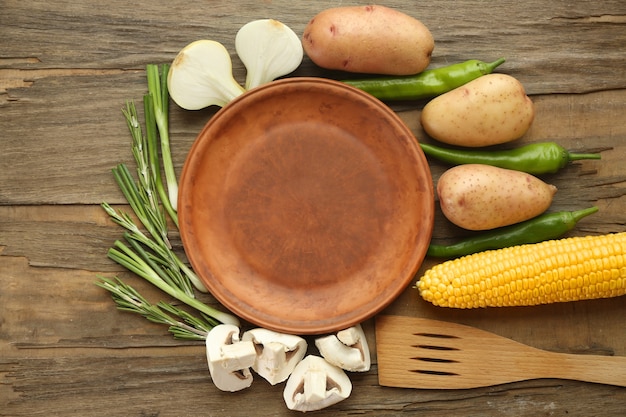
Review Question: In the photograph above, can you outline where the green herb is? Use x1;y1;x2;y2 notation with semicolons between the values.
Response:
109;100;202;293
99;65;239;339
105;235;237;326
96;277;212;340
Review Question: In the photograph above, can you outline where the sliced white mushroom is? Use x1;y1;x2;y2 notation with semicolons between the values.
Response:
205;324;256;392
235;19;303;90
283;355;352;412
315;324;371;372
242;328;307;385
167;40;245;110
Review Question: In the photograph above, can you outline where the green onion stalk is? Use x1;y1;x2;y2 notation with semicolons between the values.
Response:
146;64;179;220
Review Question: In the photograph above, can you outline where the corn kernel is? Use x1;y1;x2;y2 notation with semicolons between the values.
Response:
562;276;570;290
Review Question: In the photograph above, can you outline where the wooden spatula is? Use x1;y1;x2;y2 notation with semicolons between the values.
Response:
375;315;626;389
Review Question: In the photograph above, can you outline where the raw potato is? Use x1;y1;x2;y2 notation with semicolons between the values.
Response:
421;74;535;147
302;5;434;75
437;164;557;230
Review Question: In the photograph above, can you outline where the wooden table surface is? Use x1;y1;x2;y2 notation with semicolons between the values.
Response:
2;1;626;416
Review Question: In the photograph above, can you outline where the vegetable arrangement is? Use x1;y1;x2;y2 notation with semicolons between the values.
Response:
388;10;618;308
204;323;369;411
300;8;616;309
99;16;377;413
97;4;623;413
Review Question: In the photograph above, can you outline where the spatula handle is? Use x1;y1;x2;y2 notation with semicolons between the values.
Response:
541;350;626;387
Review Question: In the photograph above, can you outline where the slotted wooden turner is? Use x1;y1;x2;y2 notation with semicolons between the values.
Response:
376;315;626;389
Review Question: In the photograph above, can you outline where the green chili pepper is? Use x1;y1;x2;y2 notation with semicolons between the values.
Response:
427;206;599;259
420;141;601;175
342;58;506;101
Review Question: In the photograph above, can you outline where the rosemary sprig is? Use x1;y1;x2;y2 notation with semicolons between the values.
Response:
112;95;206;293
108;234;237;327
96;277;211;340
102;164;197;297
122;100;169;243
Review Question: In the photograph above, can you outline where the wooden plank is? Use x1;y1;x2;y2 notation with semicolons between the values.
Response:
3;354;626;416
1;0;625;92
0;204;187;271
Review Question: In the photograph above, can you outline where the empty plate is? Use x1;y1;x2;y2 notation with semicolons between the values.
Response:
178;77;434;334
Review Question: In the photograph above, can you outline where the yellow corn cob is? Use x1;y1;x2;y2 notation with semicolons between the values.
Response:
417;232;626;308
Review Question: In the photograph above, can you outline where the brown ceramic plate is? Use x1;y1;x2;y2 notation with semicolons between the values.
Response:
178;78;434;335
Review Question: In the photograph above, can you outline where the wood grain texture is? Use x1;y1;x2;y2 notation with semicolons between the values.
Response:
2;0;626;415
376;316;626;389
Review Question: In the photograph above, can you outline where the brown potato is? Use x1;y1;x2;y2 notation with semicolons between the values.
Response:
421;74;535;147
437;164;557;230
302;5;434;75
